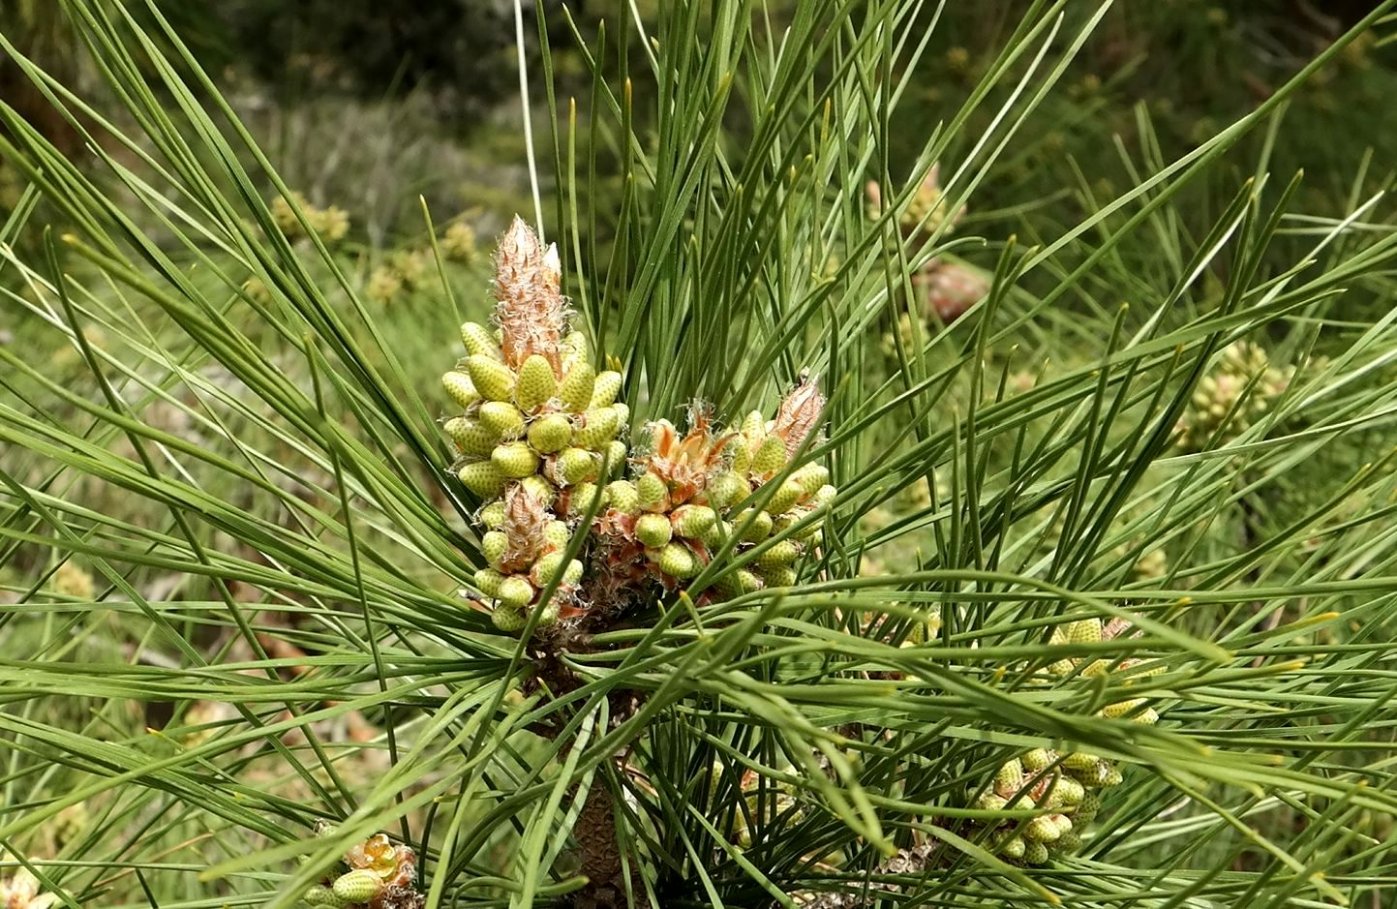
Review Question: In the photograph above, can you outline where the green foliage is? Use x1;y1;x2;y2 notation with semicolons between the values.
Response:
2;2;1397;908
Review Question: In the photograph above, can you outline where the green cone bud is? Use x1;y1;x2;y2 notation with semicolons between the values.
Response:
544;520;571;549
1022;748;1054;773
654;542;699;578
672;504;717;540
1101;698;1147;719
331;869;383;905
460;321;502;359
612;402;630;425
478;401;526;438
751;434;788;477
736;508;773;543
740;410;766;437
553;447;600;485
562;331;590;367
706;471;750;510
590;370;622;407
761;566;797;587
1024;840;1050;865
813;484;837;507
1047;776;1085;807
466;354;516;402
562;558;584;586
492;441;540;478
531;551;566;587
478;500;507;528
1066;618;1102;645
491;604;527;633
604;440;629;476
575;407;621;450
515;354;558;411
763;479;804;515
527;413;573;454
995;758;1024;794
791;463;830;498
568;481;605;515
716;568;762;598
559;361;596;412
1000;837;1026;860
458;461;506;497
445;417;497;457
1062;751;1101;773
520;475;556;506
1025;815;1061;843
756;539;800;570
607;480;641;514
637;472;670;511
497;575;535;607
442;371;479;409
474;568;504;597
303;884;344;907
481;530;509;568
635;513;674;548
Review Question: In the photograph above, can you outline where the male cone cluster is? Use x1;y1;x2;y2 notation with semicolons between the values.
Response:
1174;340;1293;452
442;218;836;634
441;217;623;631
976;616;1162;864
301;832;423;909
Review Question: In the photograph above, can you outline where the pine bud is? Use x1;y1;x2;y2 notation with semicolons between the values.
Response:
553;447;601;485
1022;749;1054;773
531;551;565;587
478;401;526;438
1066;618;1102;645
606;480;641;514
762;479;804;515
1101;698;1147;719
561;330;590;369
544;520;571;549
751;434;788;477
332;869;384;905
716;569;762;598
460;321;502;359
736;509;773;543
740;410;766;437
1047;776;1085;807
1023;840;1049;865
635;513;674;548
497;575;535;607
612;402;630;425
442;371;479;409
790;463;830;499
520;475;556;506
304;884;344;907
515;354;558;412
761;566;797;587
481;531;509;569
812;484;837;507
1062;751;1101;773
445;417;497;457
604;440;629;476
706;471;750;510
654;542;700;578
756;539;800;570
575;407;621;450
976;792;1009;812
492;441;540;479
590;370;623;407
477;500;507;528
465;354;516;402
995;758;1024;795
492;604;527;633
458;461;506;497
671;504;717;539
1025;815;1061;843
474;568;504;597
1000;836;1026;860
559;361;596;412
526;413;572;453
568;482;605;515
636;472;670;511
